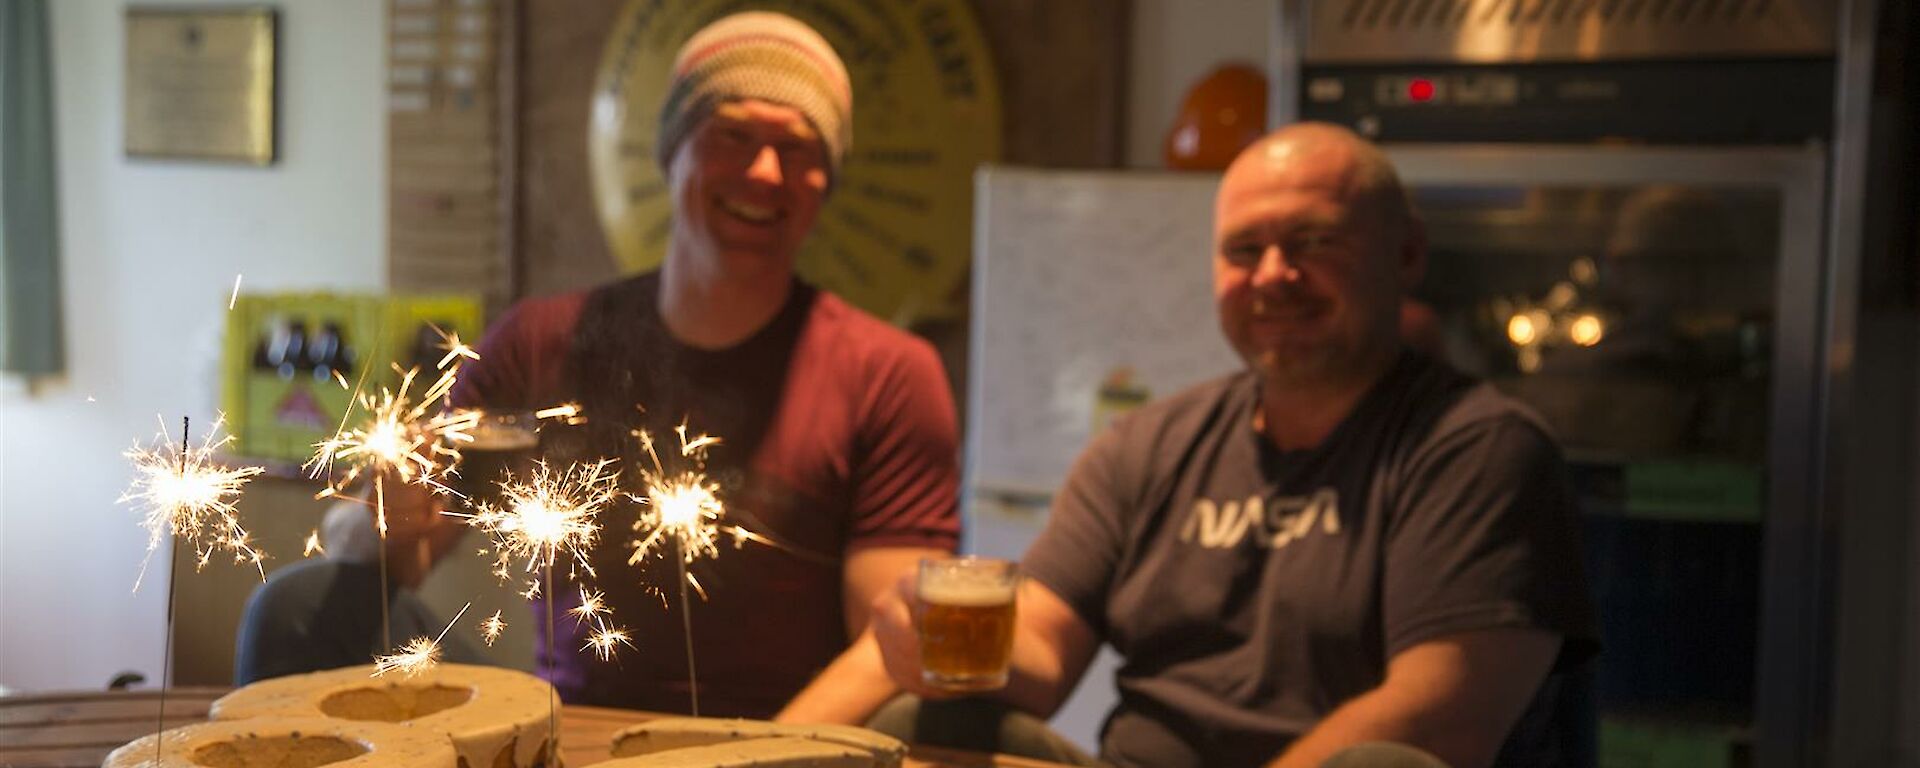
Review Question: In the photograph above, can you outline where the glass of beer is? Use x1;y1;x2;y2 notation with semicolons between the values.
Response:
918;556;1019;691
450;410;541;511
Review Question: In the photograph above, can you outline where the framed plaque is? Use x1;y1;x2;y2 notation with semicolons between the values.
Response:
124;7;278;164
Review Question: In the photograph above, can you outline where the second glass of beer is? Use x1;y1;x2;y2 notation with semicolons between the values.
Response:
918;556;1019;692
451;410;541;509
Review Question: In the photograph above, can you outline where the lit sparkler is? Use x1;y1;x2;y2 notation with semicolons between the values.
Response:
303;531;326;558
304;326;480;651
122;415;266;591
627;424;731;590
373;602;471;678
625;421;742;715
451;457;618;768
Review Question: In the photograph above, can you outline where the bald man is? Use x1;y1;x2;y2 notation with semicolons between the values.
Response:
867;124;1598;768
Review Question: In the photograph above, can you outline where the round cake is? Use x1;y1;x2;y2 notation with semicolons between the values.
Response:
103;716;456;768
211;664;558;768
610;718;904;768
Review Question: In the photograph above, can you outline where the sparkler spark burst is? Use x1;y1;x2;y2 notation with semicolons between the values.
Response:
122;416;266;591
435;331;480;369
307;364;478;508
534;403;586;425
628;425;734;579
582;618;636;661
569;586;609;626
372;637;443;678
373;602;470;678
306;327;482;534
479;610;507;647
456;459;619;583
303;531;326;557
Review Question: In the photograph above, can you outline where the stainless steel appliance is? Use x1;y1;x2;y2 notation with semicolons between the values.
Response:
1271;1;1869;765
1389;146;1822;767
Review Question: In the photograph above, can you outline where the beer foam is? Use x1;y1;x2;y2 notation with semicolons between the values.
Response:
919;579;1015;607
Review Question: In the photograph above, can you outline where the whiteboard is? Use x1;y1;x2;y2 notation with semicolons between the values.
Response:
964;166;1243;752
965;167;1241;499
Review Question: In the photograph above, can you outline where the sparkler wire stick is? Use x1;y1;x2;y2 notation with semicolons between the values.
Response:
676;536;699;716
156;539;178;765
544;561;558;768
434;602;472;648
375;478;391;650
155;416;187;765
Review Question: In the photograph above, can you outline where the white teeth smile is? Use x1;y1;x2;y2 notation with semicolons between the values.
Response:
719;199;777;223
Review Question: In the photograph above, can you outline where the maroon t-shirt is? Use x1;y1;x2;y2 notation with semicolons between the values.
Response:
452;273;960;716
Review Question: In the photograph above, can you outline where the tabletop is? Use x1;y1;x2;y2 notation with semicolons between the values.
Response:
0;687;1070;767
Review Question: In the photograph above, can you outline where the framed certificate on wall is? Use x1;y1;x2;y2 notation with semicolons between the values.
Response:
124;7;278;164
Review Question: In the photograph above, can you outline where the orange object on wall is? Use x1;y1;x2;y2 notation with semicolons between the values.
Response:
1163;63;1269;170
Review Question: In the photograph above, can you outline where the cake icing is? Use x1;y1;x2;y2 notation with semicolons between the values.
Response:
212;663;557;768
102;716;457;768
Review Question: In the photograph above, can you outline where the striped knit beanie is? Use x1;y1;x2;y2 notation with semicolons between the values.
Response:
656;11;853;178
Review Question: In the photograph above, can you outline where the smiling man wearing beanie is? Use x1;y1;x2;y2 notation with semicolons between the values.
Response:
236;12;958;722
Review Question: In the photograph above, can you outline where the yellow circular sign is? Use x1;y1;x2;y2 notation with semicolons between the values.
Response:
589;0;1001;324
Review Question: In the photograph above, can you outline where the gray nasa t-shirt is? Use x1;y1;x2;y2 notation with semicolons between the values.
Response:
1025;353;1596;767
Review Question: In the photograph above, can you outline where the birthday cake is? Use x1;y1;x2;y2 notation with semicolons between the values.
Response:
210;663;558;768
102;716;456;768
608;718;906;767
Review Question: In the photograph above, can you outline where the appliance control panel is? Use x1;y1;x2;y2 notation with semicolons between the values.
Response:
1299;59;1831;144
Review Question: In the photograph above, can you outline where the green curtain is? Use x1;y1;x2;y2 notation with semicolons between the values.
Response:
0;0;63;376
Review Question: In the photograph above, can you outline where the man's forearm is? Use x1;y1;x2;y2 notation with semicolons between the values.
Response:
776;631;899;725
1269;688;1443;768
1270;630;1560;768
990;620;1081;719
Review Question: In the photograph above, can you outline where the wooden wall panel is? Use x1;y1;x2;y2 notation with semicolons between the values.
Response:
515;0;626;299
387;0;511;305
974;0;1129;169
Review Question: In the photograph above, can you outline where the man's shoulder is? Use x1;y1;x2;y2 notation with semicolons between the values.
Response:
1133;372;1248;423
1370;353;1552;448
486;273;662;345
1102;371;1253;451
490;288;593;344
1427;379;1558;452
806;288;940;366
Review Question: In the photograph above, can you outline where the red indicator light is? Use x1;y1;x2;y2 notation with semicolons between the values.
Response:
1408;78;1436;103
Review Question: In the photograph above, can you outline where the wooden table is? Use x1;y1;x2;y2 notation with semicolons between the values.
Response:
0;688;1066;767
